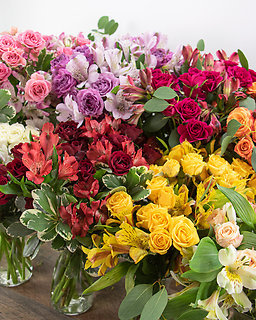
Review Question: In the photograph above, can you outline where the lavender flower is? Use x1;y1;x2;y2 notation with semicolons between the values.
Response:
90;72;119;96
76;88;104;117
52;68;77;98
73;45;94;65
50;54;70;73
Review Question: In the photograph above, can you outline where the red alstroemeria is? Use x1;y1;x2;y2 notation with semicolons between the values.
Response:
121;141;148;167
59;202;95;238
40;123;59;159
22;149;52;184
58;151;79;181
73;176;99;199
86;139;113;165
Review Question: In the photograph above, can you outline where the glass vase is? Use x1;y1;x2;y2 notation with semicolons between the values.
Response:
50;248;94;316
0;231;33;287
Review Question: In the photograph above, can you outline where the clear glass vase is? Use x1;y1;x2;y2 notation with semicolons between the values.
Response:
50;248;94;316
0;231;33;287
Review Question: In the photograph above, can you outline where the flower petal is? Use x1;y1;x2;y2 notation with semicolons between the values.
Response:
232;291;252;312
218;245;237;266
239;266;256;290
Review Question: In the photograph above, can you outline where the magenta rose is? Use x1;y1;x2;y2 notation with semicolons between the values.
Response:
202;71;223;92
25;73;51;103
151;69;179;91
175;98;201;121
249;69;256;82
108;151;133;175
177;119;213;143
179;68;206;99
6;158;28;179
0;63;11;82
233;66;253;88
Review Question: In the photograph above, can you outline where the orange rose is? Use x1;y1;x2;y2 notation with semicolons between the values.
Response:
247;82;256;98
234;136;254;162
227;107;253;138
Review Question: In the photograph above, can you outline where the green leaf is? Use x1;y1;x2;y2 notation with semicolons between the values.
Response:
125;263;140;294
140;287;168;320
0;89;11;107
163;287;199;319
220;135;233;156
42;53;54;72
20;209;52;232
130;186;150;201
98;16;109;29
32;184;58;217
56;222;72;241
239;97;256;111
238;49;249;70
195;280;218;304
217;185;256;229
126;167;140;189
177;309;208;320
111;85;120;95
182;268;220;282
144;97;169;112
189;237;222;273
38;224;58;242
8;75;19;95
136;54;145;69
51;235;66;250
23;234;40;257
118;284;153;320
196;59;202;70
83;261;131;295
153;86;177;100
26;65;35;76
197;39;205;51
143;113;169;132
0;105;16;122
140;171;153;186
6;222;34;237
0;182;22;195
239;231;256;249
102;174;126;189
251;147;256;172
36;48;46;70
168;129;180;148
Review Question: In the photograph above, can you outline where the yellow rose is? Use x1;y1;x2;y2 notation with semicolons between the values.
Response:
167;141;194;163
169;216;199;251
181;153;206;176
207;154;232;176
149;228;172;255
231;158;254;179
106;191;133;221
136;203;169;230
146;176;168;203
149;164;163;176
162;159;180;178
216;171;247;192
156;186;176;209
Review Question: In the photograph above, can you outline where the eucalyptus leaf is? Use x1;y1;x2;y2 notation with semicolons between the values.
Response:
144;97;169;112
182;268;220;282
197;39;205;51
251;147;256;172
153;86;177;100
189;237;222;273
125;263;140;294
98;16;109;29
143;113;169;132
239;97;256;111
177;309;208;320
140;287;168;320
118;284;153;320
168;129;180;148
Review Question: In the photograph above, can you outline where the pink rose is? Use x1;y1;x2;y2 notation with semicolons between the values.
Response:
0;35;17;56
25;73;51;103
0;63;11;82
215;222;243;248
18;30;45;52
2;49;26;67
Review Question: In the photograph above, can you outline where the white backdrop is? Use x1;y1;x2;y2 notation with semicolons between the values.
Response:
1;0;256;68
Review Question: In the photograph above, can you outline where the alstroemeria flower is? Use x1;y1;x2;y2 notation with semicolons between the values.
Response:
217;245;256;298
198;289;228;320
58;151;79;181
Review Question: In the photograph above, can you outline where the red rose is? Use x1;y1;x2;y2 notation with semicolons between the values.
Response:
78;159;95;181
108;151;133;175
6;158;28;179
11;143;24;160
177;119;213;143
142;144;162;165
55;120;81;141
175;98;201;121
